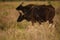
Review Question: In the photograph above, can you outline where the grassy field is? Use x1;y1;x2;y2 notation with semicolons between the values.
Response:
0;1;60;40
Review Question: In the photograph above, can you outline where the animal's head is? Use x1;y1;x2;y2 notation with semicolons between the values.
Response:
17;13;25;22
17;13;31;22
16;2;32;22
16;2;25;22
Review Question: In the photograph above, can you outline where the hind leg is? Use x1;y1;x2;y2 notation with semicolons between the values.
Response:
31;21;35;26
31;19;36;26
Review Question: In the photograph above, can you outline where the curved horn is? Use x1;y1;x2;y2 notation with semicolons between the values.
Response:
20;2;24;5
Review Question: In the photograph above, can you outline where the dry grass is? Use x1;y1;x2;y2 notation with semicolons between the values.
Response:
0;1;60;40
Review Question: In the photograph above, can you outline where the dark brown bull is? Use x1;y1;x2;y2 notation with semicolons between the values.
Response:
16;2;55;25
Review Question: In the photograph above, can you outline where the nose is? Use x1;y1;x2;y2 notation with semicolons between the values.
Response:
17;18;21;22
